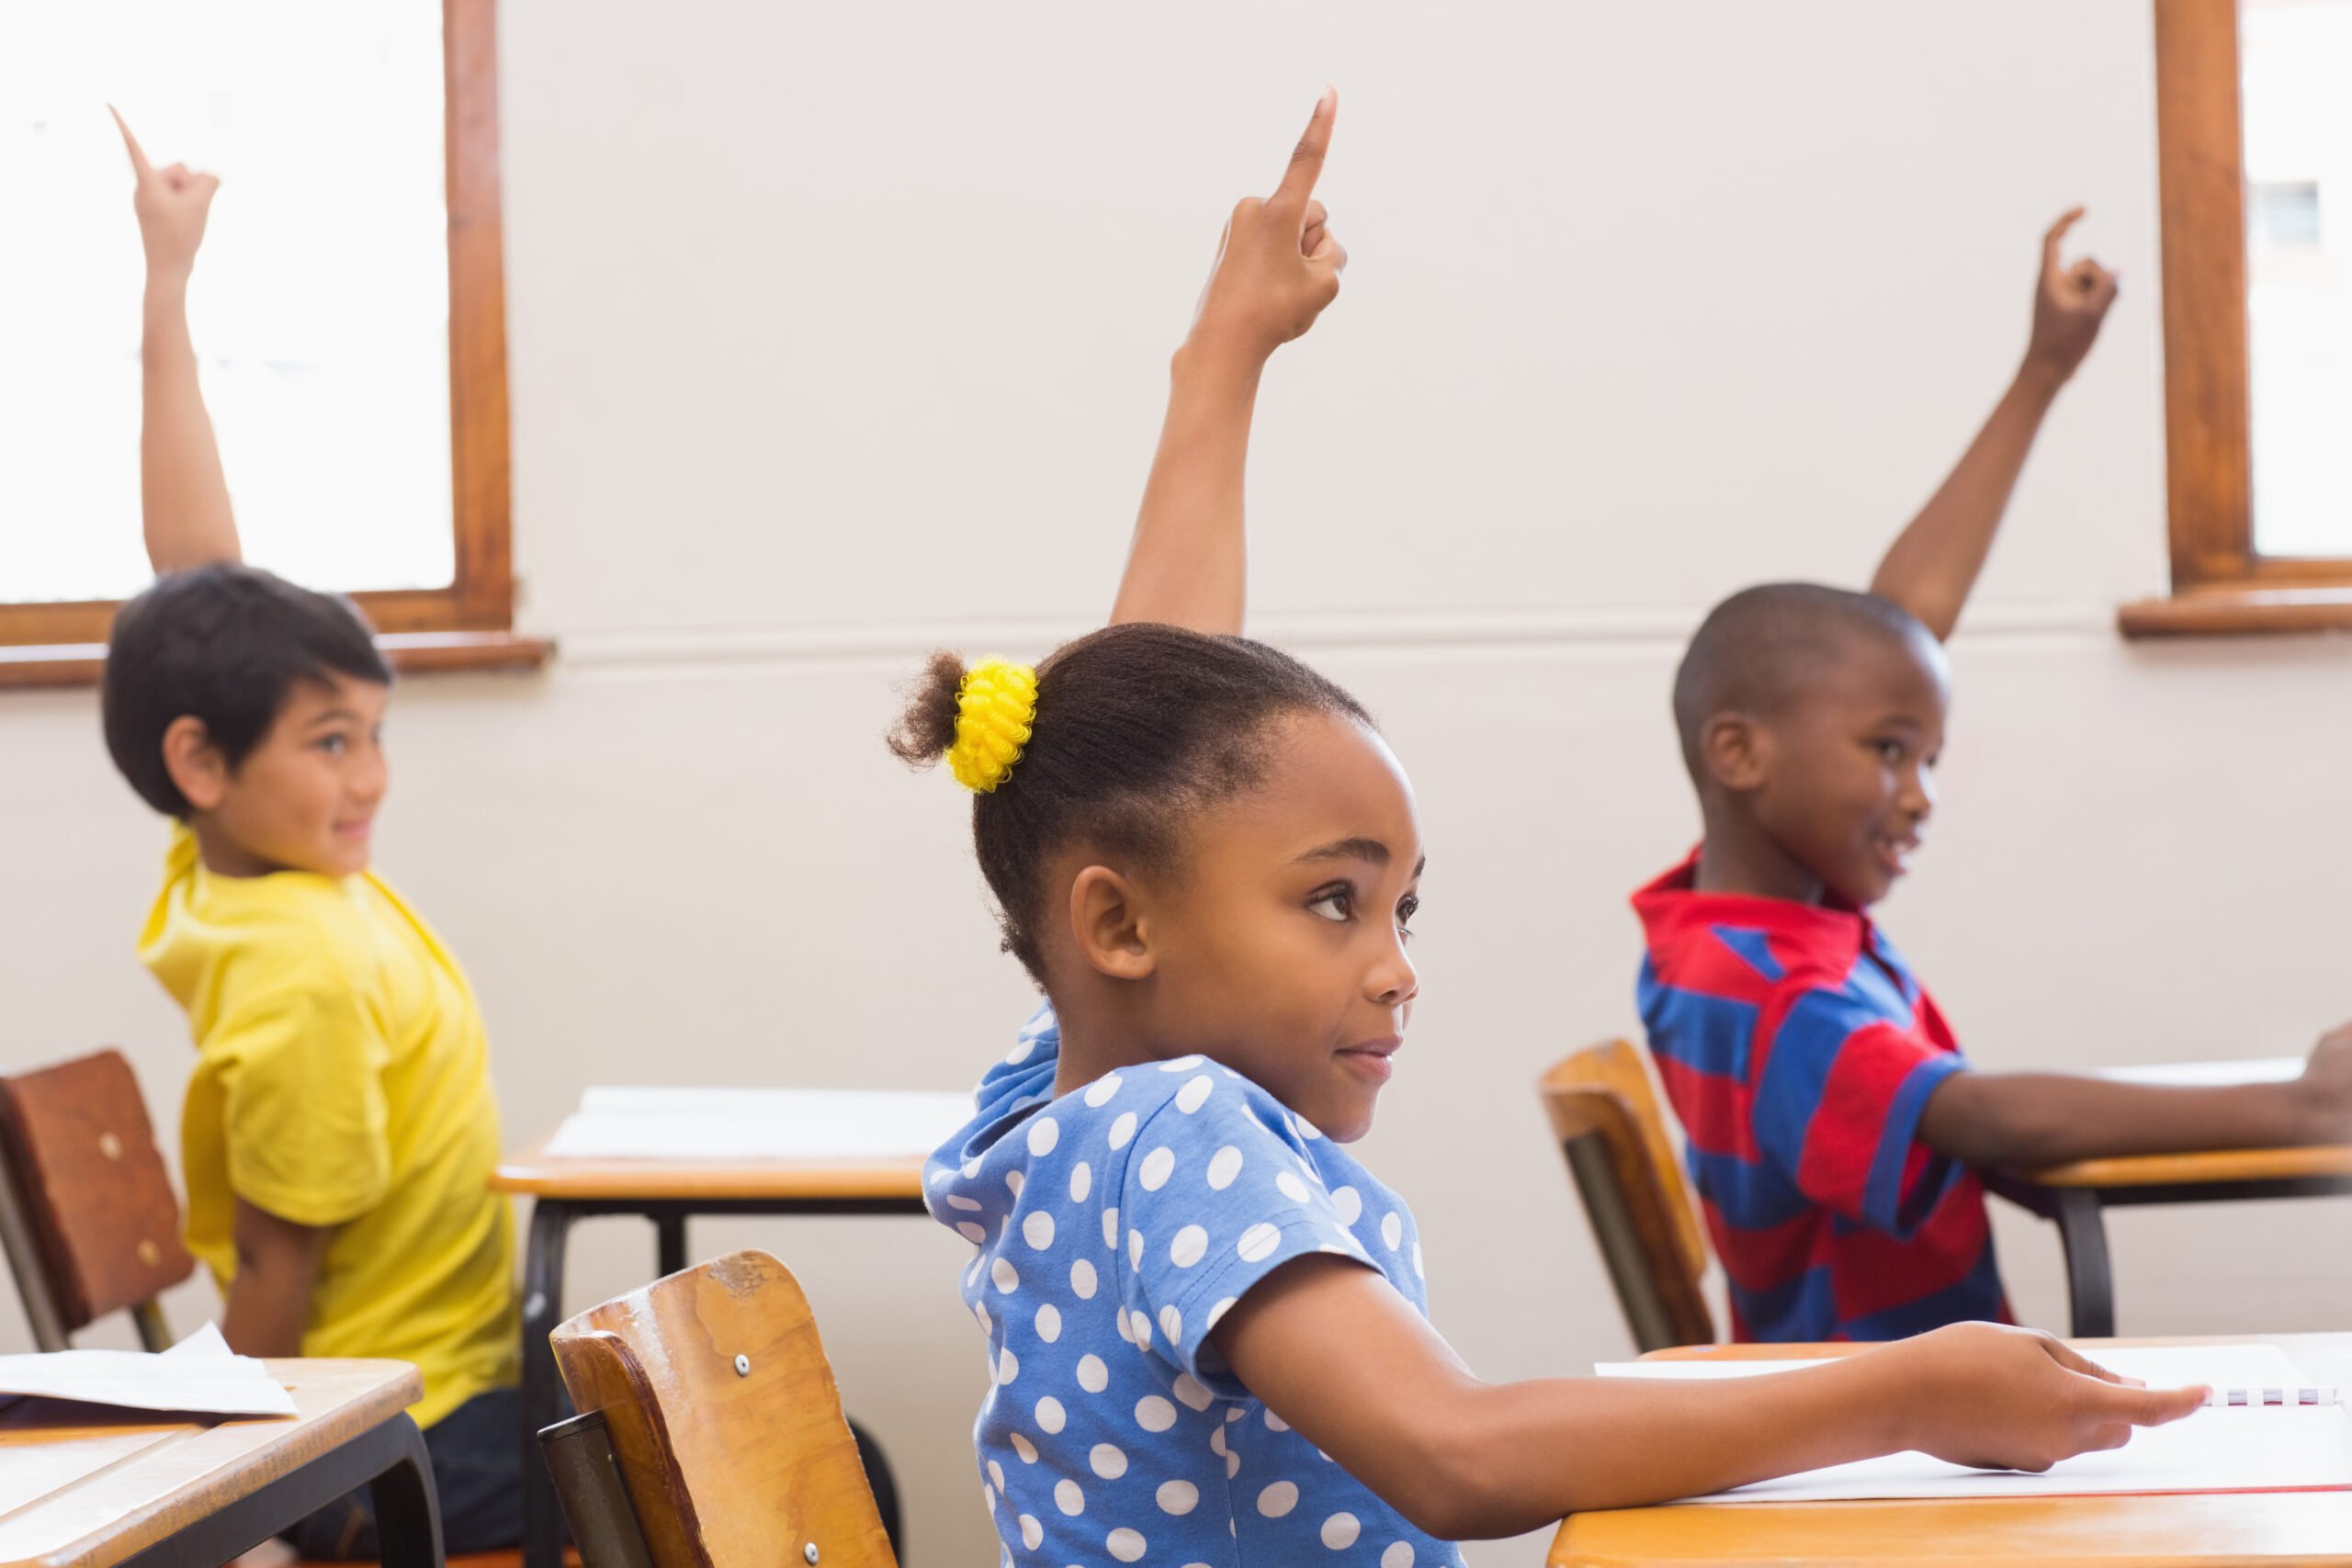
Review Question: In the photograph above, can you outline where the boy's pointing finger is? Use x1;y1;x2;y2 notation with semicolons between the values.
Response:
108;104;154;179
2042;205;2086;271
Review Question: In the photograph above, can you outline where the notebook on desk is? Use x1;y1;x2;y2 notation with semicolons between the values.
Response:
540;1085;977;1162
2098;1059;2302;1089
1595;1345;2352;1503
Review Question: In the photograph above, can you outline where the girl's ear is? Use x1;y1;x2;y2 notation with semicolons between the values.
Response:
1701;712;1770;794
162;715;231;813
1068;864;1156;981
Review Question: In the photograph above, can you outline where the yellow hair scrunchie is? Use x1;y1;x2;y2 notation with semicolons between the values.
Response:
946;657;1039;794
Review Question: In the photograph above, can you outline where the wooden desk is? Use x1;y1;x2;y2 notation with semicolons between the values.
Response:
1550;1333;2352;1567
492;1137;929;1568
1989;1146;2352;1337
0;1359;437;1568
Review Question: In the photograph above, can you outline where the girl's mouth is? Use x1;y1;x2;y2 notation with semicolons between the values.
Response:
1336;1037;1400;1083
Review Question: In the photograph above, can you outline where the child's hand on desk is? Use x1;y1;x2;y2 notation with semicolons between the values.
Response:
1188;88;1347;363
2294;1023;2352;1137
109;107;220;282
2022;207;2118;385
1894;1323;2204;1473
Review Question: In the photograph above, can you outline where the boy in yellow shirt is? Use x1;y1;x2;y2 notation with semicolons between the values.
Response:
100;112;521;1558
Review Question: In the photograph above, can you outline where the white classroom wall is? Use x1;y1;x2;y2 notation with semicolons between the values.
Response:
6;3;2351;1562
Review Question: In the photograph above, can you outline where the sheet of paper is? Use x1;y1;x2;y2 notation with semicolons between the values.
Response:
542;1086;977;1161
166;1321;233;1359
2098;1057;2303;1088
0;1320;296;1416
1595;1345;2352;1503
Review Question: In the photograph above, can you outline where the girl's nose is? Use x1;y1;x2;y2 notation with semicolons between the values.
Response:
1370;940;1419;1010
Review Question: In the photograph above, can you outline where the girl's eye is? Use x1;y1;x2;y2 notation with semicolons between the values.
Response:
1396;894;1420;939
1307;887;1354;923
316;735;348;757
1871;739;1904;764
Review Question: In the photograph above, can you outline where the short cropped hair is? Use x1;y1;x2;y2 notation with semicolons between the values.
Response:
889;623;1374;987
1671;582;1932;780
102;564;392;818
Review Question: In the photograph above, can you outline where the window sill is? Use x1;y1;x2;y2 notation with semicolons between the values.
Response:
0;631;555;691
2118;585;2352;639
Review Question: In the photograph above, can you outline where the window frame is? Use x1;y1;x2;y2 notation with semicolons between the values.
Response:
2125;0;2352;636
0;0;546;682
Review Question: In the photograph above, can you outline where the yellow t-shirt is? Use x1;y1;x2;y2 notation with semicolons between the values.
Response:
140;825;518;1429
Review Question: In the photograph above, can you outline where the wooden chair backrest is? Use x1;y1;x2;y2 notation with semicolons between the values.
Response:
1538;1040;1715;1350
0;1051;193;1348
549;1249;899;1568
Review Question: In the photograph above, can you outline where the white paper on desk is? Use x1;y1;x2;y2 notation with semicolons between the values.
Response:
542;1087;976;1161
0;1319;297;1416
1595;1345;2352;1503
2098;1057;2302;1088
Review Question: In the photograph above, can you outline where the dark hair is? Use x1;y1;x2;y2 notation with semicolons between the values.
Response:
1670;581;1934;780
889;622;1373;985
102;564;393;817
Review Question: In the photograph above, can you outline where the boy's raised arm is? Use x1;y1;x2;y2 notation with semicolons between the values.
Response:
111;107;241;574
1110;90;1347;636
1869;209;2118;640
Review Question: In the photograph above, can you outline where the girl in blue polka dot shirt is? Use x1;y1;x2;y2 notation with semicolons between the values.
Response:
892;90;2206;1568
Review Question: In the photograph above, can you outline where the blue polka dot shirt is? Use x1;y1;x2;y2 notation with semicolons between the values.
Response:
925;1004;1461;1568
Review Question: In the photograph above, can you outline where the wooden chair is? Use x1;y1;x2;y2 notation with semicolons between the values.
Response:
1538;1041;1716;1351
0;1049;195;1351
0;1052;538;1568
543;1249;898;1568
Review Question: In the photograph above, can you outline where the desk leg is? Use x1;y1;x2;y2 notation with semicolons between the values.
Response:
656;1212;687;1278
369;1415;447;1568
521;1200;574;1568
117;1413;443;1568
2054;1188;2116;1338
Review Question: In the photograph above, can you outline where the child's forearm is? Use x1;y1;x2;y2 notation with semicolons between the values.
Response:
1413;1355;1908;1533
1238;1278;1910;1536
1920;1068;2332;1170
140;271;241;573
1871;209;2116;638
1867;360;2064;641
1225;1258;2195;1540
220;1199;329;1359
1109;339;1268;635
220;1269;311;1359
1110;89;1343;636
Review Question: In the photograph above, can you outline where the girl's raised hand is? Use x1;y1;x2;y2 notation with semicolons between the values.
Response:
1189;88;1348;360
108;107;220;281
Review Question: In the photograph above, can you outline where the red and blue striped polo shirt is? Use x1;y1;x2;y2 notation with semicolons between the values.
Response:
1632;852;2008;1342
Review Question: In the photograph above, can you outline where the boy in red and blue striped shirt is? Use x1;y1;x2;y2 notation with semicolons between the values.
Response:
1639;215;2352;1342
1634;848;2000;1339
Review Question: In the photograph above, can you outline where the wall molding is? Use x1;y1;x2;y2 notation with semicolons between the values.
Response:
545;598;2127;672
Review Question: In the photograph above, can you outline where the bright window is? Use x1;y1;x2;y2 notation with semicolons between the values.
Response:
2243;0;2352;558
2130;0;2352;634
1;1;454;604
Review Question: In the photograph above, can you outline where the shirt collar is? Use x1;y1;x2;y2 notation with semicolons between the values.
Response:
1631;844;1877;973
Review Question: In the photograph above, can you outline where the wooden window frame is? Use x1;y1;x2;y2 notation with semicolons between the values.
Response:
0;0;548;685
2123;0;2352;636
